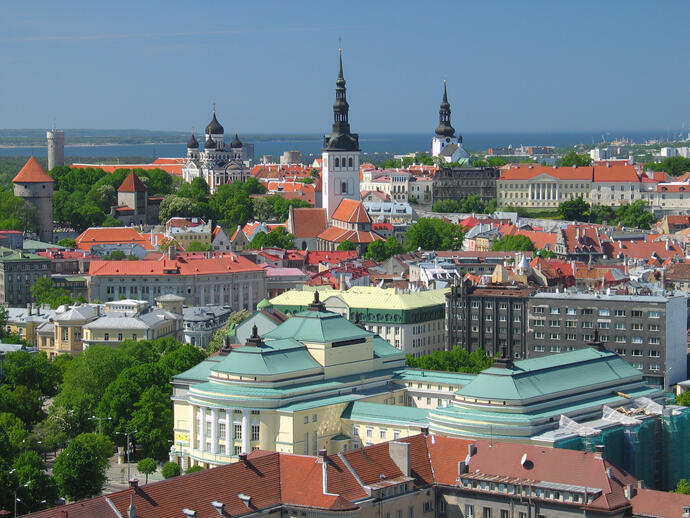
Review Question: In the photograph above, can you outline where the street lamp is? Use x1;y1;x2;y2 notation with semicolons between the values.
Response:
115;430;137;482
13;480;31;518
89;415;112;435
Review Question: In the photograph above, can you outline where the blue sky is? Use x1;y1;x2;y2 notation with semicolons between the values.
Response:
1;1;689;133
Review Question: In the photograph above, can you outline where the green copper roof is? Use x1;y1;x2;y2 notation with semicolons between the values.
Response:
256;298;272;310
372;336;405;359
395;368;475;386
458;349;643;402
342;401;429;426
263;309;370;343
0;247;47;262
211;339;321;377
173;356;223;382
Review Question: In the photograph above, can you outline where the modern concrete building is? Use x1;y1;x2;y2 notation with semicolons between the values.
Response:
526;292;687;389
12;157;54;243
0;247;50;306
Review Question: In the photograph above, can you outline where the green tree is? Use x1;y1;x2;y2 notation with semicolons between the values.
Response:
207;310;250;353
11;450;58;513
30;278;74;309
615;200;655;229
177;177;210;201
536;248;556;258
646;156;690;176
0;187;39;233
2;350;61;396
0;384;44;425
589;204;616;224
130;387;173;460
384;236;404;257
249;227;295;249
53;433;113;501
405;218;465;251
336;240;356;251
158;195;204;222
101;215;121;227
559;150;591;167
364;240;388;262
558;196;589;221
673;478;690;494
460;195;486;213
32;415;69;455
185;241;213;252
251;197;274;221
405;346;492;373
136;457;157;484
57;238;76;248
161;461;181;479
432;199;460;213
491;234;535;252
674;391;690;406
185;465;204;474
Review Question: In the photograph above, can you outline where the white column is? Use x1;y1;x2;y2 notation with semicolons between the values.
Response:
551;184;555;200
189;403;195;451
199;406;206;452
556;184;560;201
200;285;205;306
241;409;250;454
225;408;232;455
211;408;218;454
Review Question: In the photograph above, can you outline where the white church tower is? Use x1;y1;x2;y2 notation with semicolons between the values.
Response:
431;81;468;164
322;49;360;219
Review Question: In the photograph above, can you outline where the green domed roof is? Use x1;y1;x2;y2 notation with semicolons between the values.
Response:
257;298;272;310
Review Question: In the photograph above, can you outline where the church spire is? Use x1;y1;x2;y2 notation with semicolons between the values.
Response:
323;47;359;152
435;80;456;139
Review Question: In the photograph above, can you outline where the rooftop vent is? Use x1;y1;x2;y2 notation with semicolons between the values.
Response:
211;501;225;515
182;509;197;518
238;493;252;508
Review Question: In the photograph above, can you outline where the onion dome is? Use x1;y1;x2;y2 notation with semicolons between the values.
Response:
205;111;224;135
205;135;216;149
187;132;198;149
230;132;243;149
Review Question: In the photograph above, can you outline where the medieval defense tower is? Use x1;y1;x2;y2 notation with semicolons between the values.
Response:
13;157;54;243
46;129;65;171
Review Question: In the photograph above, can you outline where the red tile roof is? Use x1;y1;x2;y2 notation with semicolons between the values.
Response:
291;207;328;238
306;250;357;265
604;238;683;261
331;199;371;224
592;164;640;183
13;156;54;183
89;252;262;276
75;227;156;251
561;225;603;254
318;226;384;244
631;487;690;517
71;161;185;176
117;171;147;192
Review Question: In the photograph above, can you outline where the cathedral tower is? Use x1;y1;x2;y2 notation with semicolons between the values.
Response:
322;50;360;219
431;81;460;156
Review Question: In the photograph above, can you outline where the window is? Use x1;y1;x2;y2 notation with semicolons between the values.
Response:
533;345;545;352
219;422;226;437
549;320;560;327
565;320;577;328
598;322;610;329
312;414;318;422
649;363;660;371
615;310;626;317
550;345;561;353
353;426;359;436
482;508;491;518
533;307;545;314
533;319;545;327
631;310;642;317
615;322;626;330
648;324;660;331
234;446;242;456
500;512;509;518
598;309;610;317
535;332;545;340
566;307;576;315
649;350;660;358
632;362;643;370
304;416;309;424
380;430;386;439
581;308;594;315
649;311;660;319
465;505;474;518
615;348;625;355
566;333;576;340
581;321;593;328
366;428;373;438
649;337;660;345
632;349;642;357
632;323;643;331
549;333;560;340
251;424;260;441
117;333;123;341
423;502;433;513
393;430;401;439
615;336;626;343
550;307;560;314
409;506;415;518
104;332;109;341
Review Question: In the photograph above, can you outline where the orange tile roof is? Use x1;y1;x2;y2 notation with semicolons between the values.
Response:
592;164;640;183
317;226;384;244
306;250;357;265
499;164;593;181
89;252;262;276
631;488;690;517
657;183;690;192
291;207;328;238
71;161;184;176
604;238;683;261
75;227;156;251
331;199;371;224
117;171;147;192
13;156;54;183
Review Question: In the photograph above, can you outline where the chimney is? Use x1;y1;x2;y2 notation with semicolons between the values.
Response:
388;441;411;477
457;460;468;476
467;444;477;458
127;492;137;518
211;501;225;515
420;426;429;436
594;445;605;459
168;244;175;260
60;512;68;518
239;452;248;464
318;449;329;494
623;483;636;499
129;479;139;489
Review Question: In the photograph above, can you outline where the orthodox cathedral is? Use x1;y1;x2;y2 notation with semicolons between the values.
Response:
182;109;251;192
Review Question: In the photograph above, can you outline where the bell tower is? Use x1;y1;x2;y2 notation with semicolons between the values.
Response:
431;81;460;157
322;48;360;219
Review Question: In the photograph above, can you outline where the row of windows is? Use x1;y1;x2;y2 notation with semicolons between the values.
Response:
533;306;660;318
533;332;660;345
471;301;521;310
532;319;660;331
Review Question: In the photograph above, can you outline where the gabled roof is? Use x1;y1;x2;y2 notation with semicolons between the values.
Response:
13;156;54;183
291;207;328;238
89;253;263;276
331;199;371;224
317;226;384;244
75;227;156;251
592;164;640;183
117;171;147;192
499;164;593;181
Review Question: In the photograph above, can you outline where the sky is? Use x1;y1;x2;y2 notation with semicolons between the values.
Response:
1;1;689;134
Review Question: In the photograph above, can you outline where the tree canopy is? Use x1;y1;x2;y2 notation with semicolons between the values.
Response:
30;278;74;309
491;234;535;252
249;227;295;249
558;196;589;221
645;156;690;176
406;347;493;373
559;150;592;167
405;218;465;251
53;433;114;500
336;240;356;251
365;237;404;262
0;187;39;233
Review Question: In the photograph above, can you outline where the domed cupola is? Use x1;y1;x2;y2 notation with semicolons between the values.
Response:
205;135;216;149
205;109;224;135
230;132;243;149
187;132;199;149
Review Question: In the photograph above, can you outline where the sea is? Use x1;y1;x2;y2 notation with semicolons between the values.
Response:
0;130;674;162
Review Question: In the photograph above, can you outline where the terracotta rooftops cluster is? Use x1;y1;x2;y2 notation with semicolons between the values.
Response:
29;434;689;518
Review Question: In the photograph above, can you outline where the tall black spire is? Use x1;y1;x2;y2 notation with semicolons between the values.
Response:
323;49;359;152
435;80;456;139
